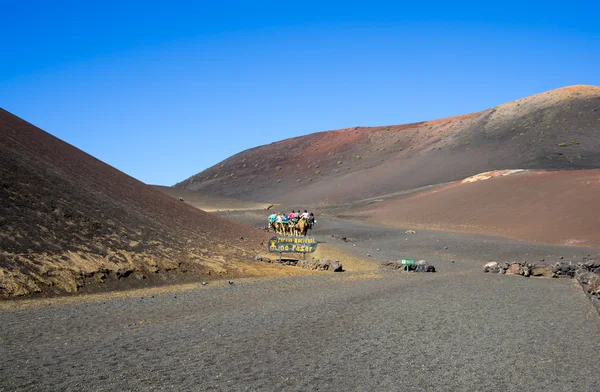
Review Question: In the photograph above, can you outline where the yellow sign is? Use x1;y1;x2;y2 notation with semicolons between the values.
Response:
268;236;318;253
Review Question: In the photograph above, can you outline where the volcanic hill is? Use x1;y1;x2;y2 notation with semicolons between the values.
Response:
352;169;600;247
176;85;600;205
0;109;269;298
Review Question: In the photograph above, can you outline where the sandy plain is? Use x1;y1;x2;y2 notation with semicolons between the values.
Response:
2;216;599;391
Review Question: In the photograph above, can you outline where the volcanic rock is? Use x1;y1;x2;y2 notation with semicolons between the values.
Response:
531;266;554;278
297;258;343;272
380;260;436;272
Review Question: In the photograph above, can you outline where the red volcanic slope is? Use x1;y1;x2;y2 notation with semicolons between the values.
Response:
355;169;600;247
0;109;267;297
176;85;600;205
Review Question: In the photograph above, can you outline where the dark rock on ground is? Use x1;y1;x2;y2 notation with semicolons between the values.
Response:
414;260;436;273
379;260;435;273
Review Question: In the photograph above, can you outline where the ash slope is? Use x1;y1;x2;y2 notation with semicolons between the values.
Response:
177;85;600;204
354;169;600;247
0;109;268;298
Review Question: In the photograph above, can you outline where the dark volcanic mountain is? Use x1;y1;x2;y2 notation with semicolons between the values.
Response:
0;109;268;298
176;85;600;204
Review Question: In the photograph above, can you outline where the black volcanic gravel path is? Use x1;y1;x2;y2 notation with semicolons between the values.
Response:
1;220;599;391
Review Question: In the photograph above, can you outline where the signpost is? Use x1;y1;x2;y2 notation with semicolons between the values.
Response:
268;236;318;262
399;258;415;272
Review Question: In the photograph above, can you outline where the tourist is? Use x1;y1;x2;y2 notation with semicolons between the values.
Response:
268;213;277;231
307;212;316;228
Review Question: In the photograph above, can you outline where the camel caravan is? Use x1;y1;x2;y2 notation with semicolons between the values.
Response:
268;210;316;237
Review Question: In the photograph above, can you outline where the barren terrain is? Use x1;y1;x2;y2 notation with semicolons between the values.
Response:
348;169;600;247
2;217;599;391
177;85;600;205
0;109;275;298
151;185;271;212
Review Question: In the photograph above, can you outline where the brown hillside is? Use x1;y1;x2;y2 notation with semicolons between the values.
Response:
176;85;600;204
0;109;270;298
151;185;271;212
353;169;600;247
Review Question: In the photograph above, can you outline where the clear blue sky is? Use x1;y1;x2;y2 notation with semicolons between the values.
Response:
2;0;599;185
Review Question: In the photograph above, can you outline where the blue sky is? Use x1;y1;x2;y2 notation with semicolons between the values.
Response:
2;0;599;185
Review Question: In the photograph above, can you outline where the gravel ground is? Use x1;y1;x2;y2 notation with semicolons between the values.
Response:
1;218;599;391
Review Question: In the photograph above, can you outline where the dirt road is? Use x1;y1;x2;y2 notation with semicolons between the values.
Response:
2;219;599;391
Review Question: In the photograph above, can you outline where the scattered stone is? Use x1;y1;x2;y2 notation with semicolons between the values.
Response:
297;258;343;272
227;280;234;285
255;255;263;261
483;262;499;273
414;260;436;273
329;260;343;272
379;260;436;273
587;276;600;294
201;282;208;286
506;264;521;275
553;262;577;278
485;262;534;276
405;230;416;235
531;266;554;277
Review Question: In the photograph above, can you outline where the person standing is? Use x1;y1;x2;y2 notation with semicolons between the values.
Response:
307;212;316;229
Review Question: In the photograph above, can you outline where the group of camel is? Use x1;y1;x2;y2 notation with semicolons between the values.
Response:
270;217;310;236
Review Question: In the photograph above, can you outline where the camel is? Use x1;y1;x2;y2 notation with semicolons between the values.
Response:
285;221;295;236
275;220;292;236
295;218;309;236
274;221;285;235
271;216;309;236
271;221;279;233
